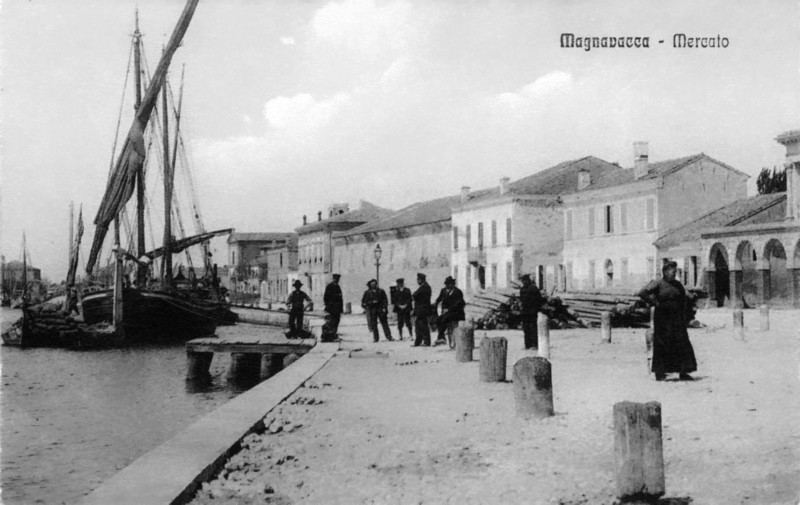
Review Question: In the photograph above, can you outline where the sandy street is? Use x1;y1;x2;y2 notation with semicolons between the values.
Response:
190;309;799;505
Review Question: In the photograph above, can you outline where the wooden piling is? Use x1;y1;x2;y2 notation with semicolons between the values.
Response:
733;308;744;340
479;336;507;382
537;313;550;359
455;326;474;362
260;353;285;380
512;357;554;419
601;311;612;343
228;353;261;382
759;304;769;331
344;302;352;314
186;351;213;381
613;401;665;502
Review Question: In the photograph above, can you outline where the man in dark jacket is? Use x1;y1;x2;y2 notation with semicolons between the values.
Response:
412;273;432;346
392;278;413;341
361;279;393;342
434;276;465;346
322;273;344;341
286;279;311;338
519;273;544;349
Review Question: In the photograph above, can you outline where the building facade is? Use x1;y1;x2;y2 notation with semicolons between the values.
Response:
451;157;619;294
561;144;749;293
226;231;295;294
258;234;298;303
296;201;393;306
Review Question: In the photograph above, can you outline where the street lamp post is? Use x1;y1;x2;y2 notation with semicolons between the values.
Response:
373;244;382;287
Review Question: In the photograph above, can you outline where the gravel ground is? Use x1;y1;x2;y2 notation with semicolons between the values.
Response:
188;308;799;505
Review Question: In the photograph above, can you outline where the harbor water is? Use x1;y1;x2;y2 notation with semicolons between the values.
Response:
0;307;270;505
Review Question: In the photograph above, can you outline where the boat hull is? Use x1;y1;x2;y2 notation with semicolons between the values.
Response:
81;288;227;343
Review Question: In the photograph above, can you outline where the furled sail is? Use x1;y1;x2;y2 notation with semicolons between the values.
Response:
142;228;232;261
86;0;200;274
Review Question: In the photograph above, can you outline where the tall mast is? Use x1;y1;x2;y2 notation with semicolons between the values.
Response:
134;9;147;286
161;53;173;287
69;201;74;266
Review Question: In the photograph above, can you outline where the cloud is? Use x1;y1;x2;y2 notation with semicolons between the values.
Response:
263;92;352;131
490;71;574;110
280;36;296;45
311;0;414;61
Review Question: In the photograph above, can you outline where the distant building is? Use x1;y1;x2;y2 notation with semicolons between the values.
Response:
334;191;492;311
1;258;42;293
227;231;295;293
451;157;619;294
296;201;393;306
258;234;298;303
561;143;749;293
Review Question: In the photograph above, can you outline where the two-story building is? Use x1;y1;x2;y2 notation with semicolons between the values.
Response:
296;201;393;306
333;189;491;310
256;233;299;303
450;157;620;293
561;143;749;293
227;231;295;293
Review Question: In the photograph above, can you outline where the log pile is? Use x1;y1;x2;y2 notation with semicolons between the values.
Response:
468;288;709;330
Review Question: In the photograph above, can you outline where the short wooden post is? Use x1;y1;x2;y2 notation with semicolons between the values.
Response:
759;304;769;332
455;327;473;362
613;401;665;502
344;302;352;314
733;308;744;340
601;311;612;343
479;336;507;382
186;351;213;381
513;357;554;419
537;313;550;359
228;353;261;382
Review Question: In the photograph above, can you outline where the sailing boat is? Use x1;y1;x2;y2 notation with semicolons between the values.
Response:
2;234;32;346
81;0;233;343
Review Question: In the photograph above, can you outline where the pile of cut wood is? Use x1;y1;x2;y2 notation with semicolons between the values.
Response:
467;289;583;330
555;292;650;328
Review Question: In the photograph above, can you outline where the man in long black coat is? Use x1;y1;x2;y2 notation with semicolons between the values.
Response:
361;279;393;342
392;278;413;341
323;273;343;341
434;276;465;346
519;273;543;349
412;273;432;346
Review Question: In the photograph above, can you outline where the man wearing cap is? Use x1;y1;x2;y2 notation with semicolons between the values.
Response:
519;273;544;349
392;278;413;341
361;279;393;342
412;273;432;346
286;279;312;338
434;276;465;346
323;274;344;341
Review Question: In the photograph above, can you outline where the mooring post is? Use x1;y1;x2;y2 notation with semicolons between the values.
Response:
613;401;665;503
733;308;745;340
186;351;213;381
759;304;769;332
344;302;352;314
455;326;474;362
228;353;261;382
537;312;550;359
513;357;554;419
479;336;507;382
601;311;612;343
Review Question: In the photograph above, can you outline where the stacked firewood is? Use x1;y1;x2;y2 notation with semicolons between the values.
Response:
554;292;651;328
467;290;583;330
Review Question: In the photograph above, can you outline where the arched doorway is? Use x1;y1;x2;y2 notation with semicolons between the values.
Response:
762;239;788;305
709;243;730;307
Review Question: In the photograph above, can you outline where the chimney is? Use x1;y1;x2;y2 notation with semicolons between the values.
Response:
577;169;591;190
302;215;307;225
461;186;470;203
317;211;322;222
634;141;649;179
499;177;510;195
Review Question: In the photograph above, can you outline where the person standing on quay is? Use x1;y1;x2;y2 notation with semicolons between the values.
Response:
412;273;432;346
362;279;394;342
519;273;544;350
637;261;697;381
323;273;343;341
393;278;414;341
286;279;311;338
434;276;465;346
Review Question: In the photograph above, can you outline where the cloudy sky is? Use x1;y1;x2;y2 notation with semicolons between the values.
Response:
1;0;798;280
